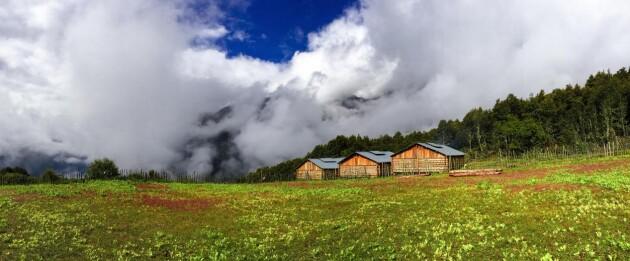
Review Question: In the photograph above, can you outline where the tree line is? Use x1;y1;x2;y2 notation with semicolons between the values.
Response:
0;158;121;185
241;68;630;182
1;158;212;185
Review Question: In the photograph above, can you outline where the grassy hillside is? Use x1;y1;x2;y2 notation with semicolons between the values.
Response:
2;155;630;259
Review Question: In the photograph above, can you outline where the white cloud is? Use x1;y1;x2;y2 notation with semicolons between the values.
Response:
197;26;229;39
2;0;630;177
228;30;249;41
278;12;398;103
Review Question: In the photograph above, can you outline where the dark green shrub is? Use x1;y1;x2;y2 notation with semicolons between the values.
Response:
0;167;29;176
125;170;165;181
86;158;120;179
148;170;162;180
126;172;146;181
0;172;35;185
41;169;62;183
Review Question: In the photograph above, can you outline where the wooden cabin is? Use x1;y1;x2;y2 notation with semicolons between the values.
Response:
338;151;393;178
295;158;343;180
392;142;465;174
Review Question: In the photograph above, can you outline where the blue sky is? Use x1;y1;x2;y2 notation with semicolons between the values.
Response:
192;0;359;62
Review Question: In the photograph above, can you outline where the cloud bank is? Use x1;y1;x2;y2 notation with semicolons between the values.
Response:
1;0;630;178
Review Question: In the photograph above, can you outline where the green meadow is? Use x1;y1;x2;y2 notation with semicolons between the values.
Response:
2;155;630;260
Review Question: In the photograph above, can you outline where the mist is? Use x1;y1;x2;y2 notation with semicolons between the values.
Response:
2;0;630;178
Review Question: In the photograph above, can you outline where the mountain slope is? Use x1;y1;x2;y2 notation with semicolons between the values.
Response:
243;68;630;182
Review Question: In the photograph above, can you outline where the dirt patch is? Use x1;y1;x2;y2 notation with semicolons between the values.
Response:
569;160;630;173
61;190;97;200
140;195;220;211
449;169;502;177
246;191;277;200
284;181;331;189
390;175;445;187
11;193;43;203
387;167;559;189
463;168;550;182
354;181;403;192
507;183;598;193
135;183;169;191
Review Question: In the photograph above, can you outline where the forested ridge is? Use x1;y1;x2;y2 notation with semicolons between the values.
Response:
242;68;630;182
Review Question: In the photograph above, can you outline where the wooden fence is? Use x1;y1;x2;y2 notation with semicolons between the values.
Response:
0;169;211;185
465;140;630;170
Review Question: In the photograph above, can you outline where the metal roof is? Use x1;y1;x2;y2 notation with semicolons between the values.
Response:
417;142;465;156
354;151;394;163
308;157;344;169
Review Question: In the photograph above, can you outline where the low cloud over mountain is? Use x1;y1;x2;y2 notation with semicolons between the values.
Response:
2;0;630;178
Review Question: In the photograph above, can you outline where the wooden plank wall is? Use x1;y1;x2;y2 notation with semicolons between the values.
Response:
392;145;446;160
392;145;464;173
392;158;448;173
322;169;340;179
295;161;324;180
380;163;392;176
340;166;379;178
340;155;378;166
339;155;379;178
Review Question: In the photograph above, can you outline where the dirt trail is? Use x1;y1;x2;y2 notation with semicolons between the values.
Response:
391;168;554;188
568;159;630;173
388;158;629;191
